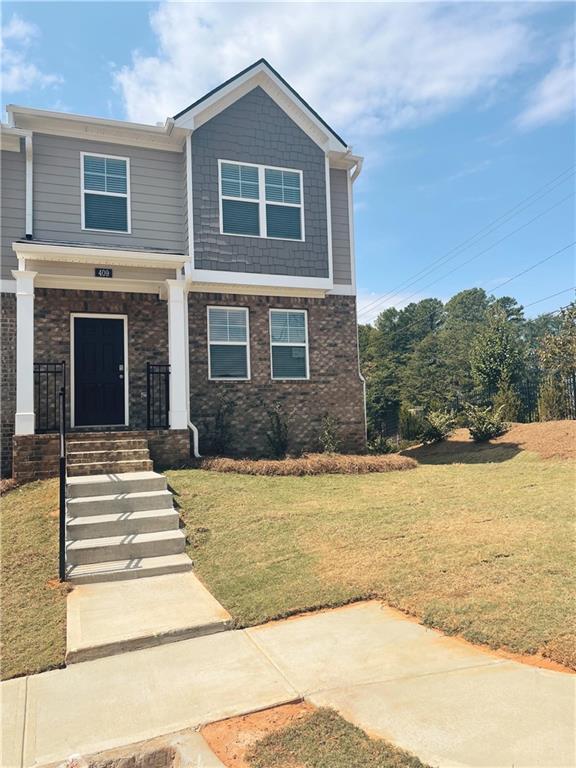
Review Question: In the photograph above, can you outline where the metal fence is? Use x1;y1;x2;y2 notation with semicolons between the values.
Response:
34;361;66;433
518;371;576;422
146;362;170;429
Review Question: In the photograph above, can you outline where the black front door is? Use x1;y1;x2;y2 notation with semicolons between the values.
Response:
74;316;126;427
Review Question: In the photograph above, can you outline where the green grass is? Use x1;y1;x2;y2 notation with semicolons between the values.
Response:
247;708;430;768
169;443;575;667
1;479;67;680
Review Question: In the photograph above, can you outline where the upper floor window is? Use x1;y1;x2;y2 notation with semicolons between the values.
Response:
81;153;130;233
219;161;303;241
207;306;250;380
270;309;309;380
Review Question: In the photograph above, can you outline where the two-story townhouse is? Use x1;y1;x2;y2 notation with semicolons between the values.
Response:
1;59;366;481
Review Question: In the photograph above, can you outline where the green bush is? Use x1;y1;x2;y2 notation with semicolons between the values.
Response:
318;414;342;454
266;402;290;458
367;433;396;454
492;380;522;421
421;411;456;444
465;404;509;442
399;407;426;440
538;377;571;421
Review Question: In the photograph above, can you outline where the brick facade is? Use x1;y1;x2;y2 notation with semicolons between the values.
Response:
188;292;366;456
34;288;169;430
1;293;16;477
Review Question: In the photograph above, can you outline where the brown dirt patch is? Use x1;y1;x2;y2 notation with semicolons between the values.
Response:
202;701;314;768
406;421;576;462
201;453;416;476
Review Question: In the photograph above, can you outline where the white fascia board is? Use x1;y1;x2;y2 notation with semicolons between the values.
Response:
175;64;347;153
329;284;356;296
189;268;332;292
0;125;29;152
6;105;186;152
36;274;168;295
12;241;188;270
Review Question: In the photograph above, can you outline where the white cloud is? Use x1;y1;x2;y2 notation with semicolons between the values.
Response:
1;13;62;94
516;43;575;129
115;2;539;141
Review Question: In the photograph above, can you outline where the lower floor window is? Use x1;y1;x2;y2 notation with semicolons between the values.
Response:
207;307;250;380
270;309;309;379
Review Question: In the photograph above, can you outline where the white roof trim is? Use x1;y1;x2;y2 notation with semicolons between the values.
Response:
12;241;188;270
174;63;347;152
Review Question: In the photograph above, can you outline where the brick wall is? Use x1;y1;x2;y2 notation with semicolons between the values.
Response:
34;288;168;429
1;293;16;477
188;292;366;456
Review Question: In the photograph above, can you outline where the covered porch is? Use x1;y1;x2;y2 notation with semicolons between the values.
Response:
11;241;193;479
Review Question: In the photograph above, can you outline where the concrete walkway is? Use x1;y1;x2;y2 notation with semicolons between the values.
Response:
2;602;574;768
67;572;232;662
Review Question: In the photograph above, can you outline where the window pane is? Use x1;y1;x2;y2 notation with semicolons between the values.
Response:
84;173;106;192
265;168;301;204
222;199;259;236
210;345;248;379
266;204;301;239
209;308;247;343
105;158;127;177
106;175;127;194
84;155;105;174
270;311;289;343
272;346;307;379
84;194;128;231
221;163;259;200
288;312;306;343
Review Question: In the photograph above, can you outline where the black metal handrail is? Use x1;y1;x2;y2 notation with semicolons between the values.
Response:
147;363;170;429
58;384;67;581
34;362;66;433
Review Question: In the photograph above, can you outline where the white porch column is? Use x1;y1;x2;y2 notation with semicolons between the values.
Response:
165;279;188;430
12;270;37;434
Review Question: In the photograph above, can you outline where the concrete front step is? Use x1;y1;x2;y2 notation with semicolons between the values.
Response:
67;528;186;565
67;471;167;498
67;449;150;464
67;489;174;516
68;459;154;477
67;508;180;540
66;553;193;584
67;438;148;452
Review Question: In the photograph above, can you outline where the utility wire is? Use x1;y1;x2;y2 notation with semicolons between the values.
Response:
489;241;576;294
358;192;574;319
358;165;576;318
522;287;575;310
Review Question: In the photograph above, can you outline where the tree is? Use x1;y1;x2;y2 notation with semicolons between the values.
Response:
538;302;576;377
470;306;522;398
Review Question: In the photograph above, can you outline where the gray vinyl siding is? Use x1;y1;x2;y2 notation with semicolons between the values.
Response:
330;168;352;286
33;134;186;253
192;86;329;278
1;146;26;281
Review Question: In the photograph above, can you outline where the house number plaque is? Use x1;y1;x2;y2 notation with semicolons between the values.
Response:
95;267;113;278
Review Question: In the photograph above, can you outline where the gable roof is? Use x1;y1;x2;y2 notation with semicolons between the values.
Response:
173;58;348;151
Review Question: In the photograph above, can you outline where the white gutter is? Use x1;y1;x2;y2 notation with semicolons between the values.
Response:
351;156;364;183
25;134;33;237
183;288;201;457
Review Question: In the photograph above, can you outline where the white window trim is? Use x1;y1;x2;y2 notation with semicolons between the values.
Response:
269;308;310;381
80;151;132;234
207;305;251;381
218;159;305;242
70;313;129;428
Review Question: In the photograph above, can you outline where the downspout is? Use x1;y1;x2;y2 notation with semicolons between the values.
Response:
349;157;368;445
24;133;33;239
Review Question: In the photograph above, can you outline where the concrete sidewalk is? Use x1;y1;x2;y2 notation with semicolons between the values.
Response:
2;602;575;768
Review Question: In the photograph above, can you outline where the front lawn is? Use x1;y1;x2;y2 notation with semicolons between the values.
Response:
1;479;67;680
170;424;575;668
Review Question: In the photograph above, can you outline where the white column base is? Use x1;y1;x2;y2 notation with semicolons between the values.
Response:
15;412;35;435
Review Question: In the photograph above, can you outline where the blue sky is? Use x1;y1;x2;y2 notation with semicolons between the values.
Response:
2;2;574;321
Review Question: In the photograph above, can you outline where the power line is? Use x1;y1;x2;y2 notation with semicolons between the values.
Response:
523;287;575;310
358;165;576;318
358;192;574;319
489;241;575;294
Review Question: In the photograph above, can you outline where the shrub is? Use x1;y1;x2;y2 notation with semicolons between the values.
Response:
493;379;522;421
367;433;396;454
399;407;426;440
465;404;509;442
318;414;342;454
420;411;455;444
201;452;417;476
266;402;290;458
210;393;235;455
538;376;571;421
